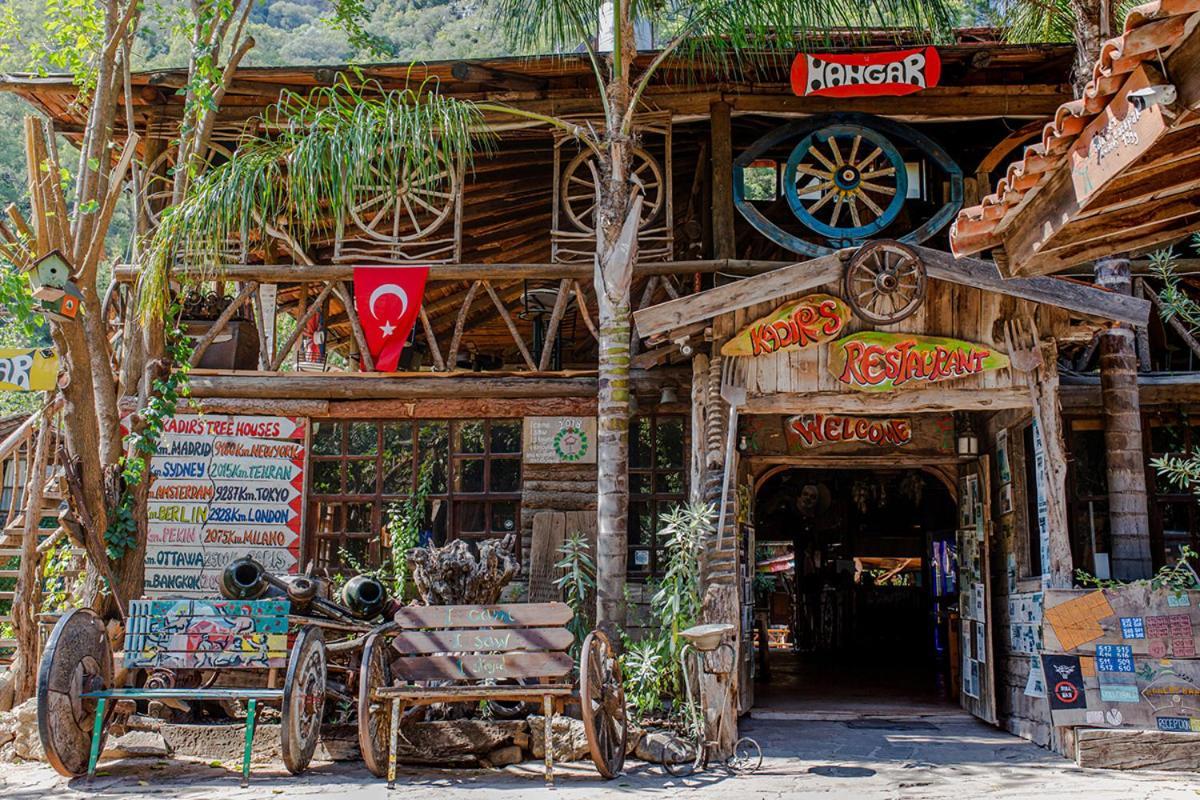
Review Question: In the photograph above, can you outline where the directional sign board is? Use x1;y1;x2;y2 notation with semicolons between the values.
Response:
128;414;307;597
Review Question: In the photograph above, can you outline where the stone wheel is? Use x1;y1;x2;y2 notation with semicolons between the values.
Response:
580;629;627;779
844;239;927;325
281;625;326;774
37;608;114;777
356;629;394;778
560;147;663;233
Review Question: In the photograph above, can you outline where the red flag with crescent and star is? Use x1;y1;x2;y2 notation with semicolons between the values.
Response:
352;266;429;372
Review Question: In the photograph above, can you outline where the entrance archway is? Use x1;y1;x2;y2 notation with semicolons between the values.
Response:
751;466;962;718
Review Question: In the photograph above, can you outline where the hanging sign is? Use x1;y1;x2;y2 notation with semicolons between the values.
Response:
524;417;597;464
0;348;58;391
828;331;1009;392
790;46;941;98
721;294;850;357
787;414;912;448
123;413;307;598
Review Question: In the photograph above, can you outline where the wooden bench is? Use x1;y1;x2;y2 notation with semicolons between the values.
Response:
82;599;294;785
363;602;577;787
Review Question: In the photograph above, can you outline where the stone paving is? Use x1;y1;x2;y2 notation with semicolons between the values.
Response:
2;716;1198;799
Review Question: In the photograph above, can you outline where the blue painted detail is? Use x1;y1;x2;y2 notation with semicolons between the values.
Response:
1095;644;1135;673
783;123;907;241
1120;617;1146;639
732;112;964;257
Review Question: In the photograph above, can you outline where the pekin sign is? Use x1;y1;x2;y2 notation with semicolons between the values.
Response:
828;331;1009;392
721;294;851;357
790;46;941;98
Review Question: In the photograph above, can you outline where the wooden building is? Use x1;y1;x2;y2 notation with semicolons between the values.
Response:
6;16;1200;764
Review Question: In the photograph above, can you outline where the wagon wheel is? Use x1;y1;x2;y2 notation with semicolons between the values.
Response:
346;153;456;243
37;608;114;777
142;142;233;226
356;630;394;778
843;240;927;325
561;147;664;234
281;625;327;775
784;123;907;245
101;281;129;361
580;630;627;779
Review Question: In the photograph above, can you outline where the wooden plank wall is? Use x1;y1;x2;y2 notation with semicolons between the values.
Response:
737;279;1022;398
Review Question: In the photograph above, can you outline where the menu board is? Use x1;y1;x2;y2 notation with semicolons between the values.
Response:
139;414;306;597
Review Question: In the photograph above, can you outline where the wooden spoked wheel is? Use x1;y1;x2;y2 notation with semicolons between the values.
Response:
281;625;327;775
101;281;129;360
784;123;907;244
580;630;627;779
346;154;456;243
37;609;114;777
142;142;233;225
843;240;927;325
560;147;663;233
356;630;393;778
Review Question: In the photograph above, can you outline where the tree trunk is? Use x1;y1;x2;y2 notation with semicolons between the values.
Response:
8;411;53;705
1069;0;1107;95
1095;257;1153;579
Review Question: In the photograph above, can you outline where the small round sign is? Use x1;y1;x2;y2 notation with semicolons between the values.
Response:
1053;681;1080;705
553;425;589;462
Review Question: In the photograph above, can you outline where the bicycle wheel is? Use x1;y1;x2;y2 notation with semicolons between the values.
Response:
728;737;763;773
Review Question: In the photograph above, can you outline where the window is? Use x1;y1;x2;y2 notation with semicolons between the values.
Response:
628;415;687;577
741;159;777;201
307;419;521;574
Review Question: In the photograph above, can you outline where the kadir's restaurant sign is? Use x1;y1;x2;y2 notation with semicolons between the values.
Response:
829;331;1009;392
791;46;941;98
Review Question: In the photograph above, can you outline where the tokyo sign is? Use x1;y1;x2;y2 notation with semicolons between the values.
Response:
790;46;941;98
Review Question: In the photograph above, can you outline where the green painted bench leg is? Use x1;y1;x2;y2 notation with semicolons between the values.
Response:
242;699;257;788
387;698;400;790
87;697;107;781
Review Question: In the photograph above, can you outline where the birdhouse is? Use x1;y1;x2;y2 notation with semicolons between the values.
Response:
39;282;83;322
26;250;73;301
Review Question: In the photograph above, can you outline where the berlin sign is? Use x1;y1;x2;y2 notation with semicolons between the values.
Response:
721;294;851;357
790;47;941;98
828;331;1009;391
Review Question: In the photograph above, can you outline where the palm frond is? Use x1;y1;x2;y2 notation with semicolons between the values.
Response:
139;75;493;319
999;0;1141;44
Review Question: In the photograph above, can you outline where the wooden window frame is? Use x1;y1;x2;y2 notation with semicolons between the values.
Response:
628;413;688;578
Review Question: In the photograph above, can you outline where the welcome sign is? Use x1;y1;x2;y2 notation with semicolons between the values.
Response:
127;413;307;597
828;331;1009;391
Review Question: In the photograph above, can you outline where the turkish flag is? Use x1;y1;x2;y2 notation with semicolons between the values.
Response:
352;266;429;372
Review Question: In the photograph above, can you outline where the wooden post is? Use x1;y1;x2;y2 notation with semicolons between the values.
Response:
710;100;736;261
1031;339;1074;588
8;411;52;703
1095;257;1152;579
690;353;709;506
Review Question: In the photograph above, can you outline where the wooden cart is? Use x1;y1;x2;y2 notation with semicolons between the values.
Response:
356;601;628;785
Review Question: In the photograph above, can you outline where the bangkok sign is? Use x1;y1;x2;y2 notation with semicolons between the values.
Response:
790;47;941;98
789;414;913;448
828;331;1009;392
721;294;851;357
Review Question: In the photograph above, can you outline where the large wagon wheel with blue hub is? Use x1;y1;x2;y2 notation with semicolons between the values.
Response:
37;608;115;777
281;625;327;774
580;630;627;778
844;240;927;325
784;123;907;247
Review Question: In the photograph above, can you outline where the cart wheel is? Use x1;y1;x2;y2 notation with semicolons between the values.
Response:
357;630;393;778
281;625;326;774
37;608;114;777
728;736;763;773
580;630;627;779
843;239;927;325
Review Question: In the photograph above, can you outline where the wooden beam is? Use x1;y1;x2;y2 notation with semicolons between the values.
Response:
918;246;1150;326
188;372;600;400
333;280;375;372
419;306;447;371
710;100;735;261
450;62;546;92
1061;372;1200;408
633;251;847;339
447;280;482;368
268;281;334;371
1143;281;1200;361
482;279;536;370
537;278;572;372
326;396;596;419
743;387;1032;415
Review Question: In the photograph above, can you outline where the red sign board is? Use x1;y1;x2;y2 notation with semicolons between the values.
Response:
788;414;913;448
791;46;940;98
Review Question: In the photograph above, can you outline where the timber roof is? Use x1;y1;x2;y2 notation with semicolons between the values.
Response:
949;0;1200;267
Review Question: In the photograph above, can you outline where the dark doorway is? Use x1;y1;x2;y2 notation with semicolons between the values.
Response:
751;467;960;717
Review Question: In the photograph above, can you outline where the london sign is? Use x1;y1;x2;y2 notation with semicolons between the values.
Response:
828;331;1009;392
721;294;851;357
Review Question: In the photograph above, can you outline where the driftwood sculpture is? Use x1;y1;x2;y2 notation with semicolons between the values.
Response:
407;534;520;605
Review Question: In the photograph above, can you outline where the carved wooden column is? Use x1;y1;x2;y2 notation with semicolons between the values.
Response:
710;100;735;261
1095;257;1152;579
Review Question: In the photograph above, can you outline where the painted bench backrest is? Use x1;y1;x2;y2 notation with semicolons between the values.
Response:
389;602;575;682
124;598;291;670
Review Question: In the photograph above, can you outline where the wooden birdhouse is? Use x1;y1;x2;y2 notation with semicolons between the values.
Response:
26;250;73;301
39;282;84;322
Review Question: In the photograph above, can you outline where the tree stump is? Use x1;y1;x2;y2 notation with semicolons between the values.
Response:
407;534;520;605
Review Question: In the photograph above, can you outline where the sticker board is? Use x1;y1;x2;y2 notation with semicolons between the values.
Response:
523;417;597;464
127;413;307;597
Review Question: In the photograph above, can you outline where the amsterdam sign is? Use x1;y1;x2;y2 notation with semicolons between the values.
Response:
721;294;851;357
828;331;1009;392
790;47;941;98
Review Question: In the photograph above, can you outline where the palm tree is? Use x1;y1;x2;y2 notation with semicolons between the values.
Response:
145;0;956;637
